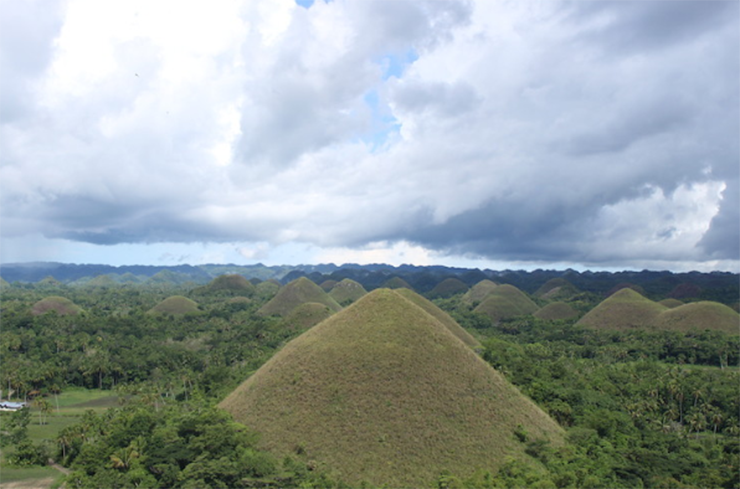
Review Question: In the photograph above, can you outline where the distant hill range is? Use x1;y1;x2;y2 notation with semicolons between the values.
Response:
1;261;737;306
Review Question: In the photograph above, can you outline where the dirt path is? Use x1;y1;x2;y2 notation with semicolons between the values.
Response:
0;478;55;489
48;460;69;476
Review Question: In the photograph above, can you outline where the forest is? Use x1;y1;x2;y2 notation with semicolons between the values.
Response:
0;268;738;488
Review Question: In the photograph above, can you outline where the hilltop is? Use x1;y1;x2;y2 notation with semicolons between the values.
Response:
258;277;341;317
220;289;563;487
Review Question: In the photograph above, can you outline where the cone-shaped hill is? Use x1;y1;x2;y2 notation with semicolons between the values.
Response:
534;302;579;321
329;278;367;306
381;276;413;290
576;288;667;330
428;277;469;298
0;277;10;288
394;288;481;349
220;289;563;487
535;278;579;300
473;285;539;323
258;277;341;317
31;296;83;316
283;302;335;331
147;296;200;315
461;279;499;305
658;298;684;309
320;279;338;292
196;274;256;296
653;301;739;334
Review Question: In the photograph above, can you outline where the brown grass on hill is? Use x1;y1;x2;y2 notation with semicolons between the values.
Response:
208;274;256;293
30;296;83;316
147;296;200;315
473;285;539;322
381;276;413;290
320;279;338;292
653;301;739;334
220;289;563;487
536;279;579;300
255;280;280;300
658;298;684;309
534;302;579;321
428;277;469;298
393;288;481;349
576;288;667;330
329;278;367;306
258;277;341;317
283;302;334;330
462;279;499;305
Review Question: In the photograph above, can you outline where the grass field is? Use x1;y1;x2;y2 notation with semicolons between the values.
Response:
0;388;118;488
0;464;62;487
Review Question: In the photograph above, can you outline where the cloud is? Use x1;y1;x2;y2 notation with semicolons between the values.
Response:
0;0;737;270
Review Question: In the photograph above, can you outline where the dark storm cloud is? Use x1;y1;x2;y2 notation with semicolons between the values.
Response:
566;0;738;55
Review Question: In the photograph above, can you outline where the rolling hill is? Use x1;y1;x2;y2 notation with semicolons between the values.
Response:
258;277;341;317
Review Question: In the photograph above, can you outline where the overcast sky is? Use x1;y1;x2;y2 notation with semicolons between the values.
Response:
1;0;738;272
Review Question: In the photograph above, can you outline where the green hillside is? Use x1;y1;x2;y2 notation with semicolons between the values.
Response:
576;288;667;330
462;279;499;305
31;296;83;316
382;276;413;290
428;277;469;298
394;288;481;349
147;296;200;315
283;302;335;331
258;277;341;317
473;285;539;322
534;302;579;321
535;278;579;300
220;289;563;487
329;278;367;306
653;301;739;334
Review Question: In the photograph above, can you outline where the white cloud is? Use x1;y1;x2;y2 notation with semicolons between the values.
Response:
0;0;737;271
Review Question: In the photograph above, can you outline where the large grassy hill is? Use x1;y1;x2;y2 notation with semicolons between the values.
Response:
147;295;200;315
576;288;668;330
258;277;341;317
428;277;469;298
473;285;539;322
653;301;739;334
220;288;563;487
394;288;481;349
534;301;579;321
193;274;256;297
328;278;367;306
462;279;499;305
282;302;335;330
31;296;83;316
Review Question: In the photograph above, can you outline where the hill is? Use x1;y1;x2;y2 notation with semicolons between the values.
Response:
462;279;499;305
192;274;256;297
381;276;413;290
147;296;200;315
283;302;335;330
535;278;579;300
473;285;539;322
393;288;481;349
258;277;341;317
31;296;83;316
653;301;739;334
427;277;469;298
328;278;367;306
220;289;563;487
534;302;580;321
576;288;667;330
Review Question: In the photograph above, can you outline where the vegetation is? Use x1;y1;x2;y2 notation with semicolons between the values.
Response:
220;289;563;487
147;295;201;315
1;269;738;488
258;277;341;317
31;296;84;316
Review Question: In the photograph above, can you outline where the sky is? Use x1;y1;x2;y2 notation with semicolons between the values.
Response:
1;0;738;272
